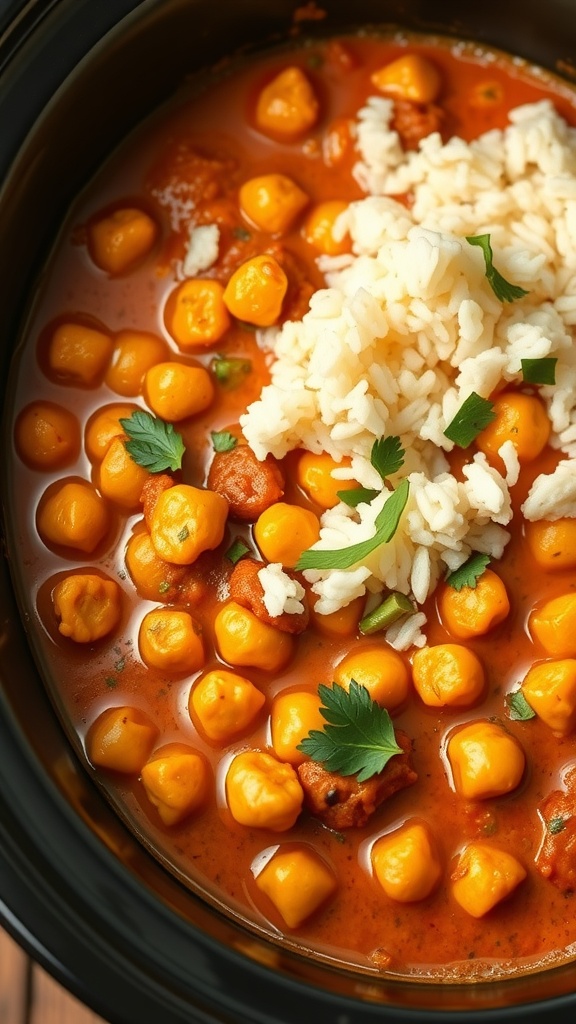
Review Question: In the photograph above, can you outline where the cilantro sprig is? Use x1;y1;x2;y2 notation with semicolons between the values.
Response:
211;430;238;453
445;552;491;591
337;435;405;508
443;392;495;448
297;681;403;782
119;410;185;472
296;478;410;571
466;234;529;303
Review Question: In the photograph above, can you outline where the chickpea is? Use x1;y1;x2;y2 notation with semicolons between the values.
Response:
371;821;442;902
525;518;576;572
308;594;365;637
125;531;186;602
295;450;358;510
223;254;288;328
451;843;527;918
214;601;293;673
253;502;320;568
88;206;157;274
447;720;525;800
15;401;80;470
256;847;337;928
87;705;158;773
99;436;152;510
84;403;138;462
255;66;319;140
104;330;168;396
239;174;309;235
412;644;485;708
149;483;228;565
37;480;111;554
521;660;576;735
225;750;303;830
166;279;231;350
476;392;550;472
529;593;576;658
144;361;215;421
334;646;410;711
48;322;113;386
190;668;265;742
371;53;442;104
52;573;122;643
437;568;510;640
270;691;324;765
302;201;351;257
141;743;209;826
138;608;204;674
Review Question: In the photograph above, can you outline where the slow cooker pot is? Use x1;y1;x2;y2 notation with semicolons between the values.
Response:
2;2;576;1021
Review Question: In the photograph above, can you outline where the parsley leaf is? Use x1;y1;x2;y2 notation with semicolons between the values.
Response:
211;430;238;453
296;681;403;782
296;479;410;571
225;538;251;564
521;357;557;386
444;392;496;448
119;410;185;472
336;486;380;508
466;234;530;303
211;355;252;388
505;690;536;721
371;436;405;480
445;552;491;591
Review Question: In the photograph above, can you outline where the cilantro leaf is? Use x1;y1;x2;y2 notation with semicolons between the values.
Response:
371;436;405;480
443;392;496;448
296;681;403;782
211;355;252;388
225;538;251;564
336;487;380;508
211;430;238;453
296;479;410;571
521;357;557;386
119;410;185;472
466;234;530;302
505;689;536;721
445;552;491;591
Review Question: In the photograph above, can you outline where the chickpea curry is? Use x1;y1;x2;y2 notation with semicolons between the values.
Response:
7;31;576;981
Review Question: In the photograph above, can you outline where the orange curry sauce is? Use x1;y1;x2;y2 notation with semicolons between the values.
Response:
7;33;576;980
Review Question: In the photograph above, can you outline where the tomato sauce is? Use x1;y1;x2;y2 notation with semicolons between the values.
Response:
6;32;576;981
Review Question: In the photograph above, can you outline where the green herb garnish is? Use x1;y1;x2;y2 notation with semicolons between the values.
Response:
211;430;238;453
547;816;567;835
177;525;190;543
444;392;496;448
296;478;410;571
119;410;185;473
225;538;251;564
505;690;536;721
211;355;252;388
359;591;414;634
233;226;251;241
158;581;171;595
521;357;557;386
336;486;380;508
466;234;530;302
296;680;403;782
370;435;405;480
445;552;491;591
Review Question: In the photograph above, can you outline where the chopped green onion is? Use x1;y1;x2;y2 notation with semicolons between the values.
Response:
225;538;251;564
359;592;415;634
521;357;557;386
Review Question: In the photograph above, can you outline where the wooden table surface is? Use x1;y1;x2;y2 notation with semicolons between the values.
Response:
0;926;107;1024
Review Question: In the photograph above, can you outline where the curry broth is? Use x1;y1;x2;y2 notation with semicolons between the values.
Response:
7;32;576;979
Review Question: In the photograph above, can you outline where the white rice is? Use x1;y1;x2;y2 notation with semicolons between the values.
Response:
240;98;576;649
182;223;220;277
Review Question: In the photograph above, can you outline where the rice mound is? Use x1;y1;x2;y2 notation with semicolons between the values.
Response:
240;98;576;649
